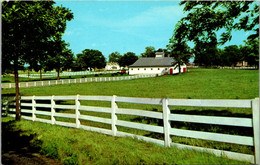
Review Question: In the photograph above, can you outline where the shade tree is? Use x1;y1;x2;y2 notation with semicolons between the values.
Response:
2;0;73;120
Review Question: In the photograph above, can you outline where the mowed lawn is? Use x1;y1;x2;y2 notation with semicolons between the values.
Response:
1;69;259;164
2;68;259;99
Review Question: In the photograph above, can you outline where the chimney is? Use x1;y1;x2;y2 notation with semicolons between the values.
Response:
155;51;165;58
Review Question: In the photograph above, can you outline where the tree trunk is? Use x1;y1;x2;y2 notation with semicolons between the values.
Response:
40;69;42;81
178;62;181;74
57;69;60;80
14;61;20;121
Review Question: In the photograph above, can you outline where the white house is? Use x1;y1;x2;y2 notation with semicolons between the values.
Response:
105;62;121;70
129;52;186;75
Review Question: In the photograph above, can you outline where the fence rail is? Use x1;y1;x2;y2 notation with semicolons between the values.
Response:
18;71;119;78
2;74;162;89
2;95;259;164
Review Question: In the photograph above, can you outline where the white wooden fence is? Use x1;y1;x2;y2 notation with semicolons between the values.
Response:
18;71;119;78
3;95;259;164
2;74;162;89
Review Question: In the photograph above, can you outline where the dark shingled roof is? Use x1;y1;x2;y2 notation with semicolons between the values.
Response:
129;57;177;67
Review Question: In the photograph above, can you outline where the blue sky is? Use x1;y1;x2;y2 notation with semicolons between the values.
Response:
55;1;253;61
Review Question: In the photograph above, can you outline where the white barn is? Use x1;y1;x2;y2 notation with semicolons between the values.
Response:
105;62;121;70
129;52;186;75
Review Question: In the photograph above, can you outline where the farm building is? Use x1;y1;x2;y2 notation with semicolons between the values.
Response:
129;52;186;75
105;62;121;70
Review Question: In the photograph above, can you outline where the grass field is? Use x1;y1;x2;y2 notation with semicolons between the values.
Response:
2;117;250;165
2;68;259;164
2;68;258;99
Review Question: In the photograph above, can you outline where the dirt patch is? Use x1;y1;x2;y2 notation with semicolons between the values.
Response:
2;151;62;165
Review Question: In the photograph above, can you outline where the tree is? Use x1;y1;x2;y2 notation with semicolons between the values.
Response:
171;1;258;66
118;52;138;67
167;41;192;73
108;51;122;63
175;1;258;44
240;39;259;68
76;49;106;70
221;45;242;67
2;1;73;120
141;46;156;57
192;41;220;67
44;41;74;80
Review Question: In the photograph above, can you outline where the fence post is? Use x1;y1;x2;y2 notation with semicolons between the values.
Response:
252;98;259;164
51;95;56;125
75;94;81;128
163;98;172;147
111;95;118;136
48;81;50;86
42;81;43;86
34;82;36;87
32;95;36;121
26;82;28;87
9;83;11;88
69;79;70;84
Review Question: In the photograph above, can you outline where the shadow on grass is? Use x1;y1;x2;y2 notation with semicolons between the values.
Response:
2;120;42;154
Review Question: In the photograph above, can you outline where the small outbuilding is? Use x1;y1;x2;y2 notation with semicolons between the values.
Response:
129;52;186;75
105;62;121;70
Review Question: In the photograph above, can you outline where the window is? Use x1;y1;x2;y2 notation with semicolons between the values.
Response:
144;68;146;70
138;68;140;70
165;68;168;70
151;68;153;70
158;68;160;70
131;68;133;71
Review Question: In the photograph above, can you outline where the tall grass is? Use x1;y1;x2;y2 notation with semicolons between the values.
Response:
2;117;250;164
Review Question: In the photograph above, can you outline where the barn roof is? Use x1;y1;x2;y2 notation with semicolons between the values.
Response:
129;57;177;67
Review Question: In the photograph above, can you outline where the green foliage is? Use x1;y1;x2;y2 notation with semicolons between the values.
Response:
167;41;192;72
40;142;60;159
118;52;138;67
176;1;259;44
44;41;74;79
240;39;259;68
63;154;78;165
108;51;122;63
2;0;74;73
76;49;106;70
141;46;156;57
221;45;242;66
171;1;259;67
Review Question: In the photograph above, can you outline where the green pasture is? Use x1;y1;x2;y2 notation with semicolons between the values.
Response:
2;68;258;99
2;68;259;164
2;117;249;165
